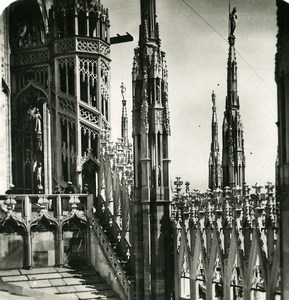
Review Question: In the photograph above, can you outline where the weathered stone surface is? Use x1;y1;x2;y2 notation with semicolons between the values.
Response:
29;279;52;288
57;285;77;293
27;273;62;281
36;287;59;294
63;277;85;286
0;270;21;276
20;267;57;275
1;275;28;282
49;278;67;287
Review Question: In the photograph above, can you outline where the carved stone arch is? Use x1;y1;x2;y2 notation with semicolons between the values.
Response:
61;212;88;231
61;213;88;267
30;213;59;232
0;214;27;234
208;228;224;277
179;235;191;299
190;229;207;299
12;84;49;194
30;213;58;267
77;157;100;196
14;82;48;104
0;215;27;269
225;228;244;299
246;229;267;297
9;0;46;51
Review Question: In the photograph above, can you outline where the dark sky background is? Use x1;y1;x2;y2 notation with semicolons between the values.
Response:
1;0;278;191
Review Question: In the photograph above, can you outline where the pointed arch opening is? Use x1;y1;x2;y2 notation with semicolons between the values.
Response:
11;85;48;194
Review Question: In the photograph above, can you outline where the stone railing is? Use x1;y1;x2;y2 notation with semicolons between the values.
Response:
0;193;93;220
171;179;280;300
0;193;93;269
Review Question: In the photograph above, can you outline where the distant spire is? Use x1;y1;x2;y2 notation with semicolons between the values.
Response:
222;6;246;190
211;90;219;151
226;7;239;110
209;90;221;190
120;82;128;144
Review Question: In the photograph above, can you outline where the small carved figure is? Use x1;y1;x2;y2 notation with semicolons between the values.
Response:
229;7;237;36
120;82;126;100
34;108;42;134
212;90;216;107
33;161;43;192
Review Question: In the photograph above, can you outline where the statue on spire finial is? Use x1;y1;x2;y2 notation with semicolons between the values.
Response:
120;82;126;100
229;7;237;37
212;90;216;107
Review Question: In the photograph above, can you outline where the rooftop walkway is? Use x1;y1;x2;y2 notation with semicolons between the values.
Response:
0;265;120;300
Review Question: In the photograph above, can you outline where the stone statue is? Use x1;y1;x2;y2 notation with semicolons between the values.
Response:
28;107;43;151
212;90;216;107
33;161;43;191
120;82;126;100
229;7;237;36
34;108;42;134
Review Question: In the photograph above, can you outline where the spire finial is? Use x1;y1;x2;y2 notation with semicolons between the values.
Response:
229;7;237;38
212;90;216;107
120;82;126;101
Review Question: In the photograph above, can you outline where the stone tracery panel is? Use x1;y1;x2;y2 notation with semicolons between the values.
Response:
59;97;76;114
77;38;99;53
13;49;49;66
55;38;75;54
80;106;99;126
16;66;49;91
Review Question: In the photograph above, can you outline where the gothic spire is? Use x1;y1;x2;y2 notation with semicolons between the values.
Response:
226;7;239;110
211;90;219;152
140;0;157;39
222;7;246;190
120;82;128;145
209;91;222;190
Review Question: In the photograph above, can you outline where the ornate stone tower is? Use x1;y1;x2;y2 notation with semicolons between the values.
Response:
131;0;173;299
209;90;222;190
276;0;289;298
222;7;246;190
8;0;111;194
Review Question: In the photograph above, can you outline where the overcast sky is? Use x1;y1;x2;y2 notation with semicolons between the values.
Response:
2;0;278;191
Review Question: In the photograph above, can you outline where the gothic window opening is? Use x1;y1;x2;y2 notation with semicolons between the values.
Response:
82;160;99;196
68;64;75;96
79;58;97;105
230;261;243;300
67;9;75;37
180;254;190;299
12;87;46;194
57;12;65;38
59;64;67;93
78;10;86;37
59;59;75;96
91;134;98;157
196;256;206;299
81;128;89;156
89;12;97;37
212;257;223;298
61;118;76;183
